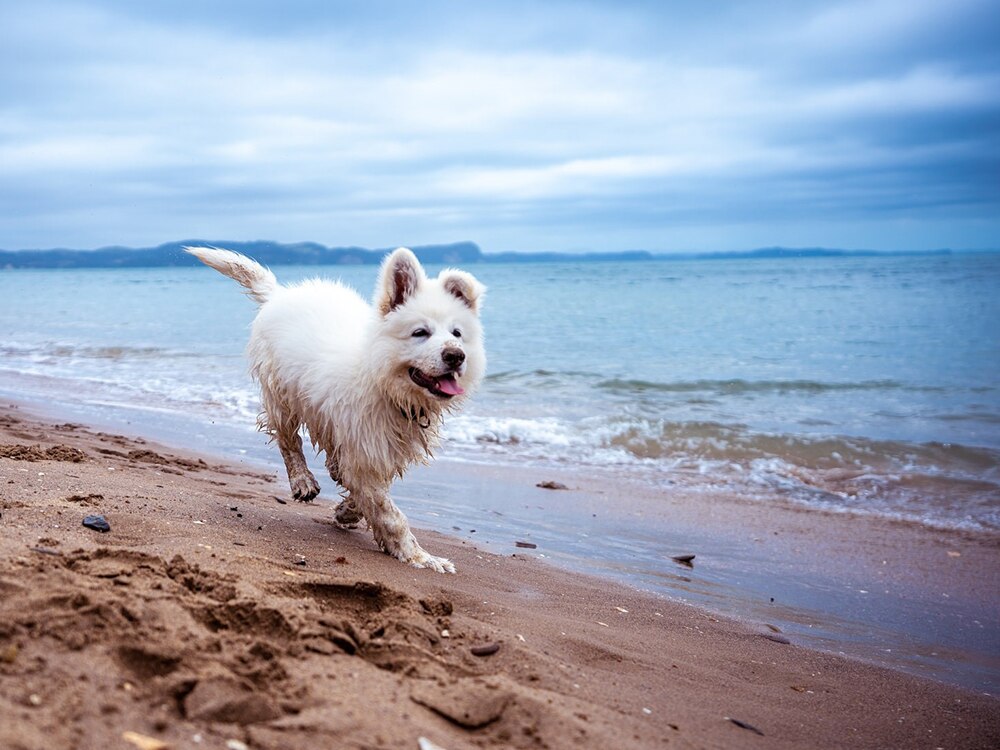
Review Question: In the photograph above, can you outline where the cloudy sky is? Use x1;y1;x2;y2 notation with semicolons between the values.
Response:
2;0;998;252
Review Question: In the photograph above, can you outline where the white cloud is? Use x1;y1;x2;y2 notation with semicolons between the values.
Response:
799;0;984;52
799;66;1000;115
0;134;169;172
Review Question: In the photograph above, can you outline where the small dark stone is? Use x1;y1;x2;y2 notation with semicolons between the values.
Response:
536;480;568;490
671;554;696;565
514;541;537;549
273;496;287;505
728;717;764;736
293;558;306;566
82;515;111;533
470;642;500;657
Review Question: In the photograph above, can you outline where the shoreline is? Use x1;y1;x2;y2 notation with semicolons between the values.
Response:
1;402;999;748
4;393;1000;695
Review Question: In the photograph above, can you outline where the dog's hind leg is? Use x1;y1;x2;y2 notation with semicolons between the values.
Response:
325;452;362;526
351;484;455;573
333;494;362;526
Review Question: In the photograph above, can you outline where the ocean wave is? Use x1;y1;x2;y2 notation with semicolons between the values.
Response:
447;414;999;471
596;377;951;395
443;413;1000;532
3;346;997;533
482;370;971;398
0;365;260;424
0;341;204;362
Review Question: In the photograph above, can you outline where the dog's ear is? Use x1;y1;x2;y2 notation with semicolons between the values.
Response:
376;248;426;315
439;269;485;313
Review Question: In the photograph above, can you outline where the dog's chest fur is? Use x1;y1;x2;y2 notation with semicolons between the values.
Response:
303;385;442;486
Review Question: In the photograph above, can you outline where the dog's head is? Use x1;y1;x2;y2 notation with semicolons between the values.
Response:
372;248;486;410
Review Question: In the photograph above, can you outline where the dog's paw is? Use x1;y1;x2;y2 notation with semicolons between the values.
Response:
373;519;456;573
406;550;456;574
290;473;320;503
333;498;363;527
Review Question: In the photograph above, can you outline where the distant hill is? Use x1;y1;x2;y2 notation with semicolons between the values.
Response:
0;240;958;269
483;249;655;263
667;247;953;260
0;240;485;269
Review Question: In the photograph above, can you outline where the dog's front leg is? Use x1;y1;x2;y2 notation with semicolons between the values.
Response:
276;427;320;502
353;485;456;574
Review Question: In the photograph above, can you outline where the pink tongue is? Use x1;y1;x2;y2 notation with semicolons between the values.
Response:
435;376;465;396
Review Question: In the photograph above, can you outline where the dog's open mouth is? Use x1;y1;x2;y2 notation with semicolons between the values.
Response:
409;367;465;398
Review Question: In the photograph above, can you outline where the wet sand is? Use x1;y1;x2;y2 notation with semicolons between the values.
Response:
1;403;998;749
393;459;1000;693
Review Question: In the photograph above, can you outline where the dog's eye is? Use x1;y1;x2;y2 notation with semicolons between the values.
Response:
411;328;430;338
451;328;462;338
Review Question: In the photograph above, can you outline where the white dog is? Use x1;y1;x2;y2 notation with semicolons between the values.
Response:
186;246;486;573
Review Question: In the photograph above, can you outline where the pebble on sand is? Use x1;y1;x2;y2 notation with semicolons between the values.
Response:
1;644;18;663
121;731;170;750
727;717;765;736
470;642;500;657
536;480;568;490
418;737;448;750
82;514;111;533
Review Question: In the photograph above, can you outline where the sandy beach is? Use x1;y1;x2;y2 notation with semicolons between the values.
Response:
1;402;998;750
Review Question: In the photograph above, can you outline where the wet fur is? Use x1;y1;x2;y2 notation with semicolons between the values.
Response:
186;246;486;572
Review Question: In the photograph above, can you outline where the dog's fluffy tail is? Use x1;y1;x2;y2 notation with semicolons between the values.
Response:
184;246;278;305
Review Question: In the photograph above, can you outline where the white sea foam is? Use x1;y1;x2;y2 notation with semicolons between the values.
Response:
441;412;1000;532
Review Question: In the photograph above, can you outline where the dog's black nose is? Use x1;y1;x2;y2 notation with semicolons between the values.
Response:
442;347;465;369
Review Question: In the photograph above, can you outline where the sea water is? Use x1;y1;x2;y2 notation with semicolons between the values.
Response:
2;252;998;532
